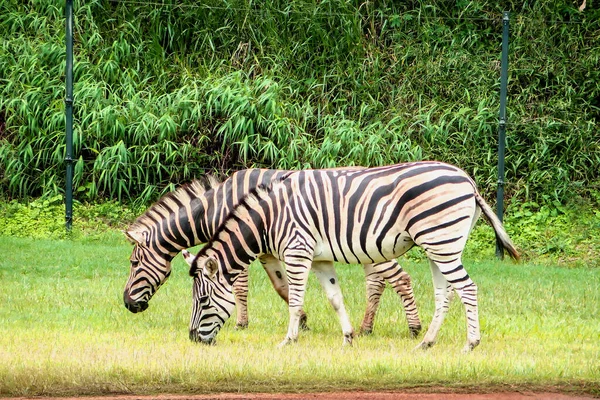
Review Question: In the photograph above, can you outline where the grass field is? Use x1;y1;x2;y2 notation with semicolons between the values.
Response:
0;234;599;397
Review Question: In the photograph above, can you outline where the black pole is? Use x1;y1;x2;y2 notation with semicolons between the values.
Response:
65;0;74;231
496;11;509;259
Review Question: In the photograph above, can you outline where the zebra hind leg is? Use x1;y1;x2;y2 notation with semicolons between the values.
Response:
418;257;480;352
415;259;453;350
435;257;479;352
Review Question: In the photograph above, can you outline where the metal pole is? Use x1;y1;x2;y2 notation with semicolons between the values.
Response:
65;0;74;231
496;11;509;259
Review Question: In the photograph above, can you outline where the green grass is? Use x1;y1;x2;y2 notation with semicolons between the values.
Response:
0;235;599;397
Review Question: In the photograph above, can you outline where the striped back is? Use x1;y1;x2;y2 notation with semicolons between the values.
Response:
192;161;477;267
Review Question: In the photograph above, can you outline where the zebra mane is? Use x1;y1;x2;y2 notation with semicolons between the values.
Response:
224;172;292;232
127;175;222;237
227;181;276;226
189;179;284;276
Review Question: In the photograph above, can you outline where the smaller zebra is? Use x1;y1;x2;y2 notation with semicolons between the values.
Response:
187;162;519;351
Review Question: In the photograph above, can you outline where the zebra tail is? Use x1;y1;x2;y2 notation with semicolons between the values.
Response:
474;192;521;262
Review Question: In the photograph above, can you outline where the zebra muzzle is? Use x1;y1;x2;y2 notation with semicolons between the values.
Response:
189;330;216;345
123;300;149;313
123;291;149;313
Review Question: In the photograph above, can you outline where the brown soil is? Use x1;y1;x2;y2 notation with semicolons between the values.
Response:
9;392;598;400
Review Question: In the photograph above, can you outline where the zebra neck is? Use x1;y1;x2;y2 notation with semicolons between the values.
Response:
148;232;183;260
189;181;232;244
210;215;267;285
208;244;255;287
159;192;220;249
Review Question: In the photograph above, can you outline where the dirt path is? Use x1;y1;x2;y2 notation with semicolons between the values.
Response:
10;392;598;400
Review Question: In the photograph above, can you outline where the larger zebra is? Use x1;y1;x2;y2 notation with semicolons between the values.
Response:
188;161;519;352
123;168;421;336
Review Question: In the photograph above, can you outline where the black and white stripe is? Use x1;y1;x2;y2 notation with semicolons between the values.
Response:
123;168;421;335
188;161;519;351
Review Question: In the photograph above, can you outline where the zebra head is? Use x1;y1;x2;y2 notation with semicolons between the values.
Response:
185;250;235;344
122;230;173;313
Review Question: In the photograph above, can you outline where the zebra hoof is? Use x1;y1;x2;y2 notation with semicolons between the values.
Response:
409;325;422;338
277;336;297;348
462;339;480;353
359;328;373;336
299;314;310;331
235;322;249;330
342;332;354;346
414;340;435;351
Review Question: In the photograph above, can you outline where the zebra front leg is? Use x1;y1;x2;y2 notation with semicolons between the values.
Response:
278;255;312;347
312;261;354;346
359;263;385;336
259;255;309;330
232;268;249;329
416;259;453;350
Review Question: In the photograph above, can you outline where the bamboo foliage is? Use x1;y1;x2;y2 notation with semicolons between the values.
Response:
0;0;598;205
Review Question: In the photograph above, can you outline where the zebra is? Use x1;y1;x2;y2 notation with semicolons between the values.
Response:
187;161;519;351
123;168;422;336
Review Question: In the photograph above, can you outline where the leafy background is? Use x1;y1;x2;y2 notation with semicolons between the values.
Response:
1;0;598;206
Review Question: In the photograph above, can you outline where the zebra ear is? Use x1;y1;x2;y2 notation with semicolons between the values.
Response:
124;230;143;244
181;250;195;266
204;257;219;278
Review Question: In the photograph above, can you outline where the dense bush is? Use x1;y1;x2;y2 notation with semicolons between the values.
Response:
0;197;140;239
1;0;599;205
